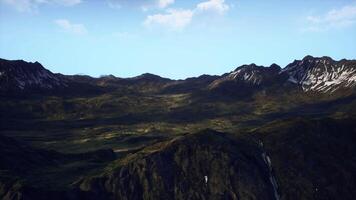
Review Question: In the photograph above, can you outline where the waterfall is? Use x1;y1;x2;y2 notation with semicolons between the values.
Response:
260;141;280;200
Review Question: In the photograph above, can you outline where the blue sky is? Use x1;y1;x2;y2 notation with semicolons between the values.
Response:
0;0;356;79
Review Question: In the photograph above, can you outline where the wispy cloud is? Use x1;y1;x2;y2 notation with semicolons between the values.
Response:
305;5;356;32
157;0;174;9
196;0;229;15
107;0;175;11
1;0;37;12
55;19;87;35
143;0;230;31
144;9;194;30
1;0;81;13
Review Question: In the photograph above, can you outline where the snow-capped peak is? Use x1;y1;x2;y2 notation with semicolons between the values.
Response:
282;56;356;93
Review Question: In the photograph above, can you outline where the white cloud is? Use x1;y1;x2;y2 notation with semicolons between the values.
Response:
107;0;174;11
143;0;231;31
306;5;356;31
144;9;194;30
157;0;174;9
196;0;229;15
55;19;87;35
1;0;81;12
1;0;37;12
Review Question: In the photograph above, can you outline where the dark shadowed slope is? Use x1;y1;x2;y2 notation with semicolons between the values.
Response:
252;117;356;200
0;56;356;200
78;130;279;200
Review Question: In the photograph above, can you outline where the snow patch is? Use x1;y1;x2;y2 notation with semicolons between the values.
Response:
285;62;356;93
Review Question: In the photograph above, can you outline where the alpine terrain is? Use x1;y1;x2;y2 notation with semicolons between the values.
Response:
0;56;355;200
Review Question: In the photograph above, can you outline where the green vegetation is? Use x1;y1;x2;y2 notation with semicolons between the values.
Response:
1;58;356;199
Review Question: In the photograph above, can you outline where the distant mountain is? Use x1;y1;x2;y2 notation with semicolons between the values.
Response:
1;56;355;96
210;63;282;88
208;63;285;97
0;59;67;93
282;56;356;93
162;74;219;94
209;56;356;96
128;73;171;82
93;73;171;87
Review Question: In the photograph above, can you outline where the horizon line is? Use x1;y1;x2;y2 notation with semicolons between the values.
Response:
1;55;355;80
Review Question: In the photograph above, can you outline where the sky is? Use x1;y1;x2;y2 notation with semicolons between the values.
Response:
0;0;356;79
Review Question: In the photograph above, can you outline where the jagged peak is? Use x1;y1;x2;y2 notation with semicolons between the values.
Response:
302;55;315;61
233;63;281;73
209;62;283;90
269;63;281;70
0;58;67;92
0;58;43;67
234;63;260;71
283;56;356;93
300;55;334;63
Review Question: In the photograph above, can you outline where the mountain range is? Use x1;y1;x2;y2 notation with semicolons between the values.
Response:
1;56;356;95
0;56;355;200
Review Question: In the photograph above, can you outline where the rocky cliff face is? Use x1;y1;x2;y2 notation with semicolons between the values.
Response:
0;59;67;93
210;63;282;88
253;117;356;200
209;56;356;96
79;130;279;200
76;117;356;200
282;56;356;93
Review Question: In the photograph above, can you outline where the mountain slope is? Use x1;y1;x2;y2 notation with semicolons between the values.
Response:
0;56;356;200
1;56;355;96
0;134;116;200
282;56;356;93
252;117;356;200
77;116;356;200
0;59;67;93
78;130;279;200
210;63;282;88
208;63;285;97
209;56;356;97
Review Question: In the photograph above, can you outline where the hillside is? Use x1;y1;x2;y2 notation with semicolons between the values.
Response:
0;56;355;200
